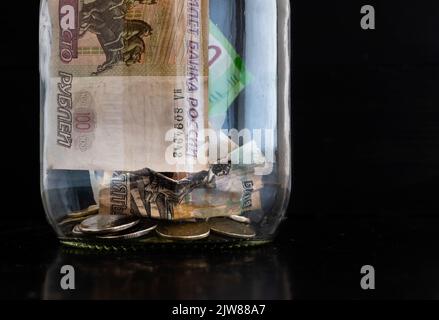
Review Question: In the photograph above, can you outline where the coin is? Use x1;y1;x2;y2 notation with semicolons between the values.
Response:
79;215;140;235
67;204;99;219
156;221;210;241
59;215;94;226
72;224;84;236
98;220;158;240
208;217;256;239
87;204;99;212
229;215;251;224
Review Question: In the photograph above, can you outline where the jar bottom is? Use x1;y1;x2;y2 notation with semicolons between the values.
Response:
56;214;275;251
60;236;273;252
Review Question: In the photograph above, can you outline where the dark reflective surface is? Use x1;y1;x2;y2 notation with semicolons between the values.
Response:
43;246;292;300
1;217;439;300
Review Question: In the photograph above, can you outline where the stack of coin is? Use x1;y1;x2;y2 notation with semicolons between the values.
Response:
71;215;158;240
98;220;158;240
71;224;85;236
154;216;255;241
67;212;256;242
59;205;100;226
79;215;140;234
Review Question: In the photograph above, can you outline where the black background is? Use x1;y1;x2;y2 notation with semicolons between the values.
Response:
1;0;439;300
293;1;439;219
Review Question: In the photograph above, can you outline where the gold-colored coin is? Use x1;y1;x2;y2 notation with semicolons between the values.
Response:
67;204;99;219
156;221;210;241
79;215;140;235
208;217;256;239
59;215;94;226
98;220;158;240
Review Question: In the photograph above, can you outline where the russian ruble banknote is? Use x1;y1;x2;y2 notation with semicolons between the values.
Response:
42;0;252;174
42;0;210;173
95;141;264;220
96;165;262;220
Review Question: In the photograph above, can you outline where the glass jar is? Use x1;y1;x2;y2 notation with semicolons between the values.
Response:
40;0;291;249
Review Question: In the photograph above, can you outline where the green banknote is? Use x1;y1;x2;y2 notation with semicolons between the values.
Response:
208;21;252;118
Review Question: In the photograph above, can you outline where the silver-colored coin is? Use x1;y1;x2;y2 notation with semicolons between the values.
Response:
98;220;158;240
229;215;251;224
67;204;99;219
208;217;256;239
72;224;84;236
156;221;210;241
79;215;140;235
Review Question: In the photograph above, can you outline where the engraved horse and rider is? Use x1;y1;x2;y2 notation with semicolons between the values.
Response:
79;0;158;75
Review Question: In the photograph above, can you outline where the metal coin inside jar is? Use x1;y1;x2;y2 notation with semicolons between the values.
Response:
79;215;140;235
229;215;251;224
156;222;210;241
72;224;84;236
59;215;91;226
208;217;256;239
98;219;158;240
67;204;99;219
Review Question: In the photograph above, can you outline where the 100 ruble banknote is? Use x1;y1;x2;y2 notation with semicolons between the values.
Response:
41;0;209;173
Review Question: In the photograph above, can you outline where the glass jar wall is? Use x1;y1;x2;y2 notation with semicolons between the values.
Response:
40;0;291;249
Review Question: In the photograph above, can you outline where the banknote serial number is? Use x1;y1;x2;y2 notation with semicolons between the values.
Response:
171;304;266;318
173;88;185;159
